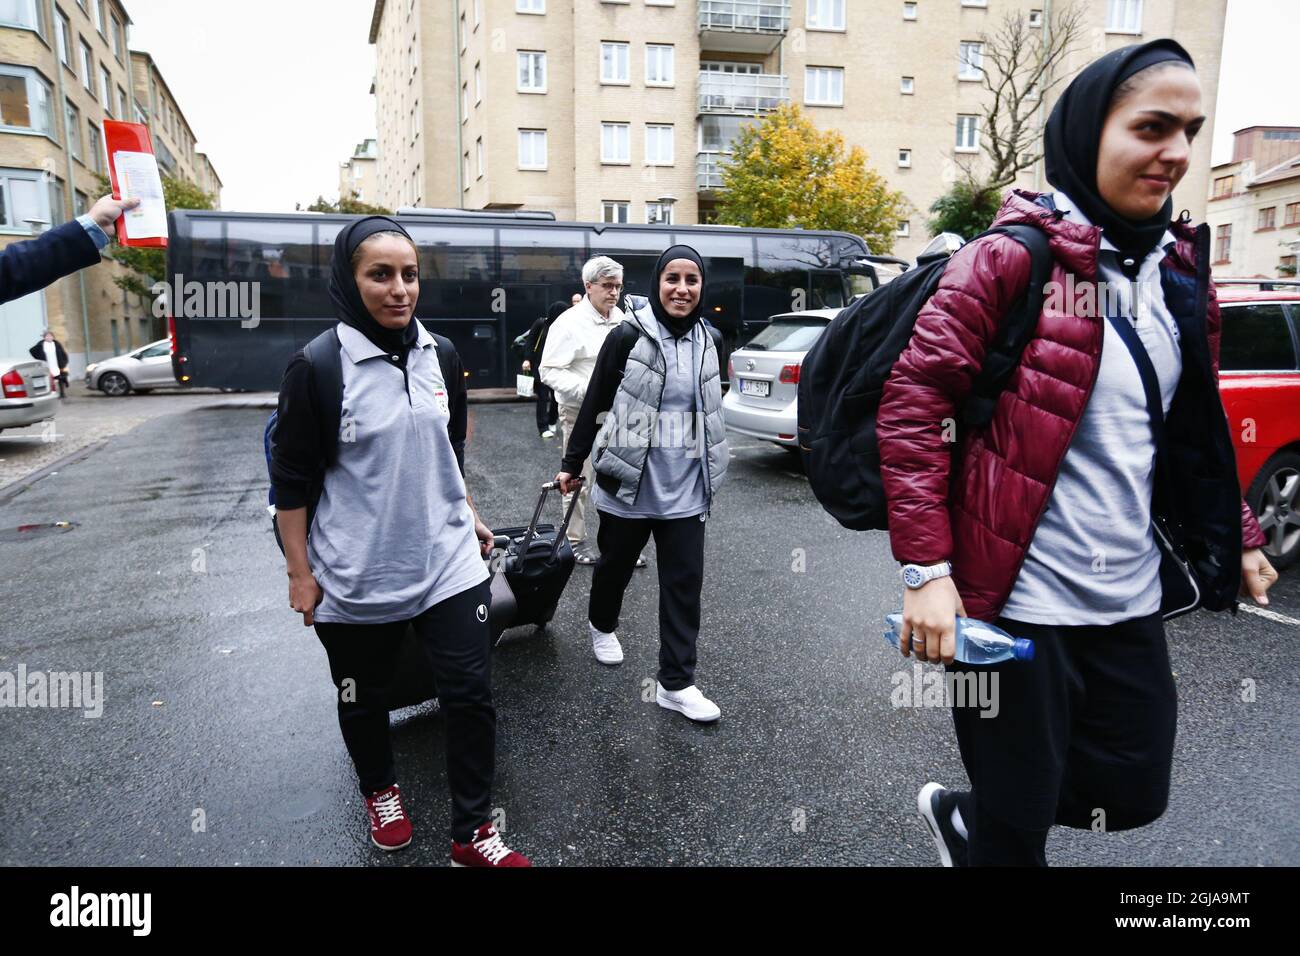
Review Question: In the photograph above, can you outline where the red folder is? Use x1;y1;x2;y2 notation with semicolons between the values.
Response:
104;120;168;248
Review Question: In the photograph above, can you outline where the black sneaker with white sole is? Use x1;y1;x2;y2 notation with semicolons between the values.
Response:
917;782;969;867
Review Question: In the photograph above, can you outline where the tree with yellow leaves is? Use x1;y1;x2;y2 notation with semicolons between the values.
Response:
715;104;909;255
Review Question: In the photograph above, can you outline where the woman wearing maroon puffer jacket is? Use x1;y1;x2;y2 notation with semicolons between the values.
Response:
876;39;1277;867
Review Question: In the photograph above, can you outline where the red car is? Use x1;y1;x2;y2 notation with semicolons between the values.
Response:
1216;280;1300;569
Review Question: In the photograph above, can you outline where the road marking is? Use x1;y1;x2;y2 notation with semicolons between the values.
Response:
1237;603;1300;627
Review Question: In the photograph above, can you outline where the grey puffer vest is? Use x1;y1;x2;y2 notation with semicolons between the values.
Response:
592;296;729;510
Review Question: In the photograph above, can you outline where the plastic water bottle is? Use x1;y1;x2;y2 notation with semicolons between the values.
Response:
884;614;1034;664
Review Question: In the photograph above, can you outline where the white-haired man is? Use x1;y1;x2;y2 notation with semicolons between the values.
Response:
540;256;642;567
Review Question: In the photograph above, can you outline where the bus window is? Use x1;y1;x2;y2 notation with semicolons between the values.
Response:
406;224;496;319
592;227;677;299
217;220;323;319
750;235;809;316
683;232;749;338
810;270;847;309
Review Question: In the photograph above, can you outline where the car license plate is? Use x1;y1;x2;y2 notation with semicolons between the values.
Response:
32;377;48;394
739;378;769;398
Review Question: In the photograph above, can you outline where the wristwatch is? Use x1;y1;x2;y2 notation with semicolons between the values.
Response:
900;561;953;589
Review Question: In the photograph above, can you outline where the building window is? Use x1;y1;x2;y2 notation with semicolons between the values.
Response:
56;9;72;68
601;42;629;84
459;13;466;50
602;201;629;223
0;166;55;231
806;0;845;30
463;151;470;190
118;85;127;118
961;0;988;5
87;121;102;172
1106;0;1142;33
1212;175;1234;199
1280;254;1297;275
1028;9;1043;27
646;201;673;225
903;2;917;21
601;122;630;163
462;82;468;121
474;0;482;27
1257;206;1276;230
476;136;484;177
896;220;910;237
1285;202;1300;226
91;0;104;33
518;129;547;169
518;51;546;92
646;44;674;86
645;124;674;165
959;41;983;81
898;148;911;168
956;113;979;152
475;62;482;102
0;66;55;138
73;189;88;216
1;0;48;38
900;75;914;94
100;65;112;112
64;99;80;159
517;0;544;11
1214;223;1231;263
80;39;94;92
110;15;123;60
805;66;844;106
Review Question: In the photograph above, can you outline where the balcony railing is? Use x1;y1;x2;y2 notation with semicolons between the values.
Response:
697;151;731;190
698;72;789;115
698;0;791;33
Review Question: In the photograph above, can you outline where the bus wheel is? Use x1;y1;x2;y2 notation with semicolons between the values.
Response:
99;372;131;397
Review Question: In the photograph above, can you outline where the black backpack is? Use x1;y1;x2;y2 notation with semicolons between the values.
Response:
796;223;1054;531
264;326;459;553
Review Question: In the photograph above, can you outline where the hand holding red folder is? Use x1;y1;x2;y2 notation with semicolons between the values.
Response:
103;120;168;248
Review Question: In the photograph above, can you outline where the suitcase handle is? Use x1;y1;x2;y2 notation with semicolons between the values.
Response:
518;478;584;560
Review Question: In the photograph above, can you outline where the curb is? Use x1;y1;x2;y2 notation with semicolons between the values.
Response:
0;440;109;505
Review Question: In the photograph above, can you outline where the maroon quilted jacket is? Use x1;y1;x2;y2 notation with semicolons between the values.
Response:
877;189;1267;622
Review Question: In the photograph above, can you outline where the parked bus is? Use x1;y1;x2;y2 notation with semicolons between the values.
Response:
165;208;885;390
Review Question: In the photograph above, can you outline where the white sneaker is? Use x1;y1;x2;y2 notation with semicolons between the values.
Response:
655;682;721;723
589;621;623;665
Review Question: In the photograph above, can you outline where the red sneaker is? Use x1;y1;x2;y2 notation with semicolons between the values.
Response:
450;823;531;867
364;784;413;851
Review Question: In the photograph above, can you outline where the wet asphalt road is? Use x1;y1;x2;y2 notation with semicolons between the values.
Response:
0;400;1296;867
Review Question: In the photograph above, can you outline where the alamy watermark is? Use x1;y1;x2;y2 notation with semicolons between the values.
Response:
890;663;1000;718
151;273;262;328
0;665;104;718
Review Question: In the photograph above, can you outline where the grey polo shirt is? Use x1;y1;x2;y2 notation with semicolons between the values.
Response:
309;321;488;624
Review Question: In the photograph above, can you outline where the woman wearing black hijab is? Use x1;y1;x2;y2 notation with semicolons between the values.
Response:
271;216;530;866
874;41;1276;865
554;246;730;722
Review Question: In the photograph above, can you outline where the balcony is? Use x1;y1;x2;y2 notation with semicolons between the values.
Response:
697;151;730;192
698;0;790;55
698;72;789;115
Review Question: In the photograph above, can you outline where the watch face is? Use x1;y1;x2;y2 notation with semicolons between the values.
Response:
902;566;924;588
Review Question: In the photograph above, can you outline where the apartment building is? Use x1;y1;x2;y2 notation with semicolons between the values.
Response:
130;50;215;198
1;1;219;370
1206;126;1300;278
369;0;1227;260
339;137;379;204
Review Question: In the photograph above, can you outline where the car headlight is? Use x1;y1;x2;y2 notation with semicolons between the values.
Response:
85;363;98;374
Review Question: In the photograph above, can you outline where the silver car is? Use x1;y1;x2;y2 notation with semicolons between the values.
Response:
0;356;58;433
723;309;840;449
84;339;176;396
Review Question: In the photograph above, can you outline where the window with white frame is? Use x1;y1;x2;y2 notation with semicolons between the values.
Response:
646;201;673;225
518;51;546;91
601;122;630;163
475;62;482;102
896;220;910;237
476;137;484;177
601;42;629;84
1;0;47;37
459;13;466;49
900;75;914;94
87;121;102;172
463;151;470;189
474;0;482;27
64;99;79;158
518;129;547;169
55;9;71;68
956;113;979;152
80;40;93;92
903;2;917;20
806;0;845;29
646;44;674;86
117;85;126;118
1107;0;1142;33
110;15;123;59
898;148;911;168
805;66;844;106
959;41;983;80
1028;9;1043;27
645;124;674;165
602;201;629;223
91;0;104;32
644;0;673;5
517;0;544;11
961;0;987;7
462;82;468;121
0;166;54;231
100;65;111;112
0;66;55;137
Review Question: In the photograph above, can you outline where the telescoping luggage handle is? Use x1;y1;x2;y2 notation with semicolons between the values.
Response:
516;477;585;561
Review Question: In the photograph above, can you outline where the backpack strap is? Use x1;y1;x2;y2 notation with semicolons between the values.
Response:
962;223;1054;426
302;326;343;466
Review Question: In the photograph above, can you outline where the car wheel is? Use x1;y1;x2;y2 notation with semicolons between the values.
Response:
99;371;131;397
1246;449;1300;570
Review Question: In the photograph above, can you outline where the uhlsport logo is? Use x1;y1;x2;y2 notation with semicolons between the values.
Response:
476;604;488;623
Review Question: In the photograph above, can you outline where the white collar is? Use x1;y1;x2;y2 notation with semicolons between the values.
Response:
336;319;433;364
1052;190;1177;261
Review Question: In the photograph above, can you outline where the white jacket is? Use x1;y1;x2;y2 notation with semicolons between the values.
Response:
538;296;627;409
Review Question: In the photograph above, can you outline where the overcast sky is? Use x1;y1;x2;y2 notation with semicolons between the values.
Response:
122;0;1296;213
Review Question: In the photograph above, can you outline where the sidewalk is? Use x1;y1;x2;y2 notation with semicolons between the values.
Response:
0;383;526;497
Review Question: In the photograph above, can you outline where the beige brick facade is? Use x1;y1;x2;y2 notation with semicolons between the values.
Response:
370;0;1226;262
1;2;217;371
1205;127;1300;278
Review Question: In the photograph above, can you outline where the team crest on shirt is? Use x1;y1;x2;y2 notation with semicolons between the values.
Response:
435;390;449;415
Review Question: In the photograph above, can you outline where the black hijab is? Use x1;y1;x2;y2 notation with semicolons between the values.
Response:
649;245;707;338
328;215;420;359
1043;38;1195;276
546;300;568;324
